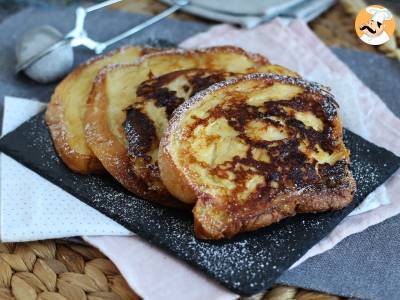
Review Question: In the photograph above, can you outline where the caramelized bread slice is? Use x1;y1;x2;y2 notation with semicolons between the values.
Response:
124;69;236;197
124;66;298;200
159;74;356;239
45;46;156;174
84;46;271;203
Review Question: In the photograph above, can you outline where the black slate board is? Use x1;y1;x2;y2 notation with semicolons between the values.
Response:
0;112;399;296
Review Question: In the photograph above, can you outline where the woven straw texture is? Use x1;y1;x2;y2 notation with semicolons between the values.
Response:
0;240;348;300
0;240;139;300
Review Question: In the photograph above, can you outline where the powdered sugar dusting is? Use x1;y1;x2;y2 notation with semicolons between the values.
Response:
1;112;399;296
173;73;334;122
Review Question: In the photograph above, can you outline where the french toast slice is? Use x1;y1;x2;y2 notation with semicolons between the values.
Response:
124;69;236;197
45;46;156;174
158;73;356;239
84;46;271;203
124;66;298;200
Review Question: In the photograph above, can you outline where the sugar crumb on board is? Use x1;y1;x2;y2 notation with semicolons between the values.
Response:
4;112;397;294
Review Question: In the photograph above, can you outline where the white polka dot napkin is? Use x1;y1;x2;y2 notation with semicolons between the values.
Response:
0;96;131;242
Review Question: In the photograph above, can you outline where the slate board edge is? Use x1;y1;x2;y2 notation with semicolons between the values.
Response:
1;111;400;295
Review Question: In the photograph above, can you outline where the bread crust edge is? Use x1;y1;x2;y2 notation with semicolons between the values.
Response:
85;66;187;208
46;93;103;174
45;46;145;174
159;73;357;239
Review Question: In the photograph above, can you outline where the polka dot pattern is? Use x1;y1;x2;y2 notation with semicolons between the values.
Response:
1;97;130;241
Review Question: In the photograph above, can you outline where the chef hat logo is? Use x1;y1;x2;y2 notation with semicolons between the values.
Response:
367;6;392;23
354;5;396;46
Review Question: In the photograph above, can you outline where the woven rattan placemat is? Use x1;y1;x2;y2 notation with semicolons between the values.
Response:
0;240;139;300
0;240;346;299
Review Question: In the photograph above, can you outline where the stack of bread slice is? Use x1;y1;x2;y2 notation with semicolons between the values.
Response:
46;45;355;239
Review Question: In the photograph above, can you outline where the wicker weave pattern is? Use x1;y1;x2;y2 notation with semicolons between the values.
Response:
0;240;139;300
0;240;346;300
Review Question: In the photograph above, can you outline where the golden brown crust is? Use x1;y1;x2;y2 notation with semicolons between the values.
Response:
159;73;356;239
84;46;271;203
193;181;356;239
158;145;197;204
45;46;157;174
138;45;270;66
85;68;185;207
46;93;103;173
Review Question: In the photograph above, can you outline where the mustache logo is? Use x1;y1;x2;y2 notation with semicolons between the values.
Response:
360;25;376;34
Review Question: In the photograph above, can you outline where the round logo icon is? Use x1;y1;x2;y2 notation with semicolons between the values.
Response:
355;5;396;46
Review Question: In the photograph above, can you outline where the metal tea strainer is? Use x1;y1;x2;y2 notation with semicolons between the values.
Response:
15;0;189;83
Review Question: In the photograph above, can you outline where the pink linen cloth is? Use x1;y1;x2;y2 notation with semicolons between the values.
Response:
84;19;400;299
